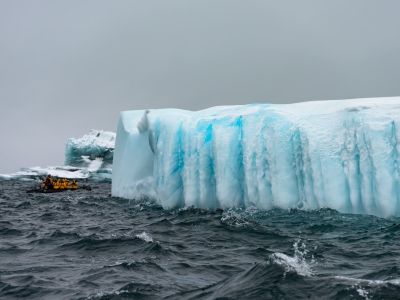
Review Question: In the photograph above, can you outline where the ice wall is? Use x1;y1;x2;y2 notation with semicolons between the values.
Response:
111;98;400;216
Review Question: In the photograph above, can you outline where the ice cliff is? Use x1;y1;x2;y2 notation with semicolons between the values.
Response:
112;98;400;217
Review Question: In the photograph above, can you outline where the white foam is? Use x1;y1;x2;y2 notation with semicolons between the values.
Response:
220;209;251;227
356;288;370;300
135;232;153;243
269;240;314;277
335;275;400;286
87;157;104;172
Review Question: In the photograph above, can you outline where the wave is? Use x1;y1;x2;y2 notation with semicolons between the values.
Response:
104;259;165;273
135;231;154;243
84;282;162;300
0;276;53;299
335;275;400;286
57;231;163;254
268;239;315;277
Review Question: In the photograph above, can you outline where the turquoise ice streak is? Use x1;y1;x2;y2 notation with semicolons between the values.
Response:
112;97;400;217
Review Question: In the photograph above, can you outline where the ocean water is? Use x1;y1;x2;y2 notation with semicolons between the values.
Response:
1;180;400;299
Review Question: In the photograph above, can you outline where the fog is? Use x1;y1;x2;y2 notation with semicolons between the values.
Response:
1;0;400;172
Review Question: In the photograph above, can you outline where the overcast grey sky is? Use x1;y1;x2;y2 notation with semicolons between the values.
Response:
1;0;400;173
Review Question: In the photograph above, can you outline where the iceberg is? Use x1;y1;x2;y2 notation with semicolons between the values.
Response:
65;129;115;167
65;129;115;172
111;97;400;217
1;130;115;181
63;129;115;180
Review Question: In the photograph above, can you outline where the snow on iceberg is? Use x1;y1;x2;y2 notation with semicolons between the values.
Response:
112;97;400;217
59;129;115;180
65;129;115;169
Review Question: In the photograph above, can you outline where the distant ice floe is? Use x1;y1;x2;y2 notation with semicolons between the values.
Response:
0;130;115;181
0;166;89;181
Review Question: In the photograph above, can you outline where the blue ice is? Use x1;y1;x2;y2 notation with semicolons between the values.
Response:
111;98;400;217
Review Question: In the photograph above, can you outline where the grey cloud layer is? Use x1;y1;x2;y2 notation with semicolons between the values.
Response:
1;0;400;172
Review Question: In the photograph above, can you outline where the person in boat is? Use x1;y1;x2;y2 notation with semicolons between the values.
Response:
52;179;57;189
54;179;61;189
42;175;54;190
59;179;65;189
63;178;69;189
37;176;80;192
58;178;70;190
70;180;78;189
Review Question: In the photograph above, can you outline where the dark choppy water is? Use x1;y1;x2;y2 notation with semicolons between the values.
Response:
1;180;400;299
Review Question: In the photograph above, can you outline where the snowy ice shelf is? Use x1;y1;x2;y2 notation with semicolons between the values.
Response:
111;98;400;217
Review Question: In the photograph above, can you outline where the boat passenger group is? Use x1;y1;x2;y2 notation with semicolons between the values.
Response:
41;175;78;190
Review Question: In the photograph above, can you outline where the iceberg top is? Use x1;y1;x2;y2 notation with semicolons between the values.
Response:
65;129;115;167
